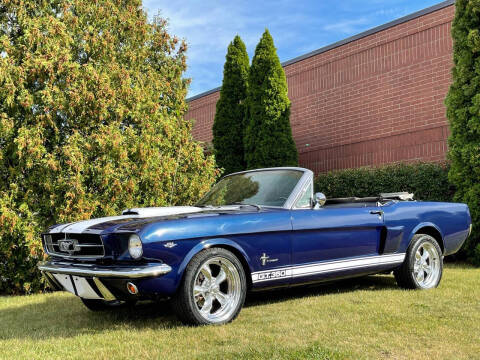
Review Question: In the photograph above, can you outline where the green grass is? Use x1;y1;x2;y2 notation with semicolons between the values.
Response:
1;264;479;359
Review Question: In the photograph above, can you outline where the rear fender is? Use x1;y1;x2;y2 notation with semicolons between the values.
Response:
407;222;444;253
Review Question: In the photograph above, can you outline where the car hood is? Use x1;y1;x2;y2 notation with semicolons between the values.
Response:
48;206;205;234
47;205;285;236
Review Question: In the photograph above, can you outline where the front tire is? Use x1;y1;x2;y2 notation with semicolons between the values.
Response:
172;248;247;325
394;234;443;289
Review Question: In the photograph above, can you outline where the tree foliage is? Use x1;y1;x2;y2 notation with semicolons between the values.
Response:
0;0;217;294
244;29;298;169
445;0;480;263
212;35;249;175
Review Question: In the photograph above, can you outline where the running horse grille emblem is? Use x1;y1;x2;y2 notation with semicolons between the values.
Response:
58;239;78;255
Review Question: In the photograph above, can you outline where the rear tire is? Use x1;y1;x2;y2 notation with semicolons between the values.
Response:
171;248;247;325
394;234;443;289
81;298;137;311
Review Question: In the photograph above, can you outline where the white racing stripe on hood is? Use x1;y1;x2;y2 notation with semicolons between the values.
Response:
49;206;203;233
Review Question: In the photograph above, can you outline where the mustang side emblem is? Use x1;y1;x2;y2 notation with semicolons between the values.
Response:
164;242;177;248
260;253;278;266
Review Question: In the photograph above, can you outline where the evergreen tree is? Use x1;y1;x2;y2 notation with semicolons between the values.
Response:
445;0;480;263
0;0;217;294
212;35;249;175
244;29;298;169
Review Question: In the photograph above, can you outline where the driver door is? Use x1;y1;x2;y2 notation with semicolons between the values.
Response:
290;183;385;283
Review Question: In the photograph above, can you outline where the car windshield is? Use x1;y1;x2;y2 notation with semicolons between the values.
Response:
197;169;304;207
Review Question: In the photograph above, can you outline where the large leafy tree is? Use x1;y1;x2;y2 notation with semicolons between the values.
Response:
212;35;249;175
244;29;298;169
445;0;480;263
0;0;217;294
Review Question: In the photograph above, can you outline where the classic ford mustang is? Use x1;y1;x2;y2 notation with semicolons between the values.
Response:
38;167;472;325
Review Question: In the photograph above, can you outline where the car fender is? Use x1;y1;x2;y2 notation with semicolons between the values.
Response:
175;238;253;283
406;222;444;250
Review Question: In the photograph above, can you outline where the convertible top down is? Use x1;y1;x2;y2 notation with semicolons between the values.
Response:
38;167;472;325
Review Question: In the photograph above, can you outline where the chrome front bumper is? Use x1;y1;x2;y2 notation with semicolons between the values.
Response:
38;261;172;278
39;261;172;301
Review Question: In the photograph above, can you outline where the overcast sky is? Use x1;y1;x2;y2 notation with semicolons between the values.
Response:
143;0;446;98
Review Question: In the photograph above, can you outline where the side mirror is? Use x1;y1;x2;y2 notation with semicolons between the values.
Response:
314;192;326;209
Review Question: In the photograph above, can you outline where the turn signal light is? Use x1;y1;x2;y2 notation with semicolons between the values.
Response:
127;282;138;295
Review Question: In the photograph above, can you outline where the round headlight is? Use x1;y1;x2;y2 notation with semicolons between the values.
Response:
128;234;143;259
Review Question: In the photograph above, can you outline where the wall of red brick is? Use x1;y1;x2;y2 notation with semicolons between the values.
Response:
185;4;454;173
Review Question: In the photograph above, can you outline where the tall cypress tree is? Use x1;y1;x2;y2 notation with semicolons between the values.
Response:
212;35;249;175
445;0;480;263
244;29;298;169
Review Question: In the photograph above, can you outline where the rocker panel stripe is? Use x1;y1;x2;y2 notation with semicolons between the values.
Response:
251;253;405;283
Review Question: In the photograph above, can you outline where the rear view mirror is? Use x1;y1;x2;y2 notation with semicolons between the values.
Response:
314;192;326;209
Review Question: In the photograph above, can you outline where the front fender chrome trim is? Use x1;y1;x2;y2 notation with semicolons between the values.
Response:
38;261;172;279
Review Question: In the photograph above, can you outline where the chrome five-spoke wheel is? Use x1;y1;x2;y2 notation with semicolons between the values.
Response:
193;257;242;323
172;248;246;325
394;233;443;290
413;242;441;288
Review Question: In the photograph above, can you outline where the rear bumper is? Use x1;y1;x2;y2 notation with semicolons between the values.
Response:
38;261;172;278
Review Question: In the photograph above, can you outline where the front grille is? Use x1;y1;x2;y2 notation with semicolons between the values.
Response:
44;233;105;259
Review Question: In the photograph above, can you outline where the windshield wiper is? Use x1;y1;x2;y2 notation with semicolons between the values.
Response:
231;203;262;211
196;203;262;211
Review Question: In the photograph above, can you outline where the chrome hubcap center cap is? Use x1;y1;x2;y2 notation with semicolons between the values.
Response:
205;283;219;296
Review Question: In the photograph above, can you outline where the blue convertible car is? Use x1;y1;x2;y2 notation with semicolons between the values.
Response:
38;167;472;325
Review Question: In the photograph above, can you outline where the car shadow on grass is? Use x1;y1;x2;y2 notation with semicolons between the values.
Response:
0;274;398;341
245;274;398;307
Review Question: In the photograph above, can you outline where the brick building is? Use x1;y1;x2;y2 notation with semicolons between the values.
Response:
185;0;455;173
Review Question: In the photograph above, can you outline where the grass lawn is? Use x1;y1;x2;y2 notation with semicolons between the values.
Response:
1;264;479;359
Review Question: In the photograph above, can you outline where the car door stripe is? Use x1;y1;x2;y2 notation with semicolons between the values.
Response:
251;253;405;283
